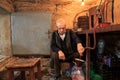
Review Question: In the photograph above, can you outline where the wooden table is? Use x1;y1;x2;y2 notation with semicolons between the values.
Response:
6;58;41;80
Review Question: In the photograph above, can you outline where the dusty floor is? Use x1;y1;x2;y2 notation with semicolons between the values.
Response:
41;58;71;80
0;57;71;80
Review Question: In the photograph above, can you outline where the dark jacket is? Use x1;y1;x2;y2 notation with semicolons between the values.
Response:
51;29;81;56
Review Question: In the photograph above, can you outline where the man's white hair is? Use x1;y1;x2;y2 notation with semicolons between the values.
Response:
56;18;66;27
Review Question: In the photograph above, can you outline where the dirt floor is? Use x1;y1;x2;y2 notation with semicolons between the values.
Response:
0;57;71;80
41;58;71;80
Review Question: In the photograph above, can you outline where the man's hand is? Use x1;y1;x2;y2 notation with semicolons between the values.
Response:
58;50;65;60
77;43;85;56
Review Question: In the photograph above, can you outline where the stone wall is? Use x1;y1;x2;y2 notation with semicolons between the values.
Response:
0;0;120;55
13;0;98;30
0;8;12;56
0;0;98;55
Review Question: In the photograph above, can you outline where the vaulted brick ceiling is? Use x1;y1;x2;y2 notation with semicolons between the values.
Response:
13;0;99;5
0;0;100;12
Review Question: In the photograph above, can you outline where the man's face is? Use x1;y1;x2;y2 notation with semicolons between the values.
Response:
57;23;66;35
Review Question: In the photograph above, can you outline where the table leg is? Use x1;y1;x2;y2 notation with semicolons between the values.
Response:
37;61;41;80
8;70;14;80
29;68;35;80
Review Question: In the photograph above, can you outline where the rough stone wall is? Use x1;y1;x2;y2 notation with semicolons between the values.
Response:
0;8;12;56
0;0;99;29
0;0;106;56
0;0;120;56
13;0;98;30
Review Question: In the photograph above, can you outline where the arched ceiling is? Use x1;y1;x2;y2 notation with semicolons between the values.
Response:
0;0;101;12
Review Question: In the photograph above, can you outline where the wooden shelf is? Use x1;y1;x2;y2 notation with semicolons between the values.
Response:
76;24;120;80
77;24;120;34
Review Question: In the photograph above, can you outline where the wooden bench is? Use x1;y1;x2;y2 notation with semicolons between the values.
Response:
6;58;41;80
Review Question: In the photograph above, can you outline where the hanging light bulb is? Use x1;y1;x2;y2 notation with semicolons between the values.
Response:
81;0;85;6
